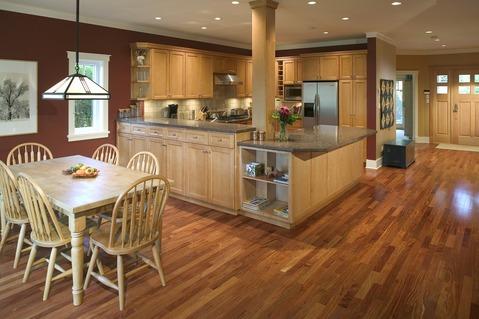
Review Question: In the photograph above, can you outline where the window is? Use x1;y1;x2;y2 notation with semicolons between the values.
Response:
67;51;110;142
437;86;448;94
437;75;448;83
458;85;471;95
474;86;479;95
459;74;471;83
395;80;403;126
475;74;479;83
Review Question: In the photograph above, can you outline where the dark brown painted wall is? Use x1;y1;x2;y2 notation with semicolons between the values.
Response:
0;10;250;162
366;38;377;160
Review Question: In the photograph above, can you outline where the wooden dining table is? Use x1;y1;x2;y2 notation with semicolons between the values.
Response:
9;155;153;306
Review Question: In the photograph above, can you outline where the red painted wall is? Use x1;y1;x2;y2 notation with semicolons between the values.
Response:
0;10;250;162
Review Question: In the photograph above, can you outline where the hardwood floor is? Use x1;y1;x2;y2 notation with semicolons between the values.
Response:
1;144;479;318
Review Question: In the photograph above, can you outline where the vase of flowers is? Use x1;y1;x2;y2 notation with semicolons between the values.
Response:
272;106;300;142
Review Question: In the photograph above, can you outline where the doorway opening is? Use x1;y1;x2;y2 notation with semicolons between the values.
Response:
396;74;414;140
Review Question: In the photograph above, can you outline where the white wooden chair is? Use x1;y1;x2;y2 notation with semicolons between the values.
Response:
84;175;170;310
6;143;53;166
92;144;119;165
0;161;31;269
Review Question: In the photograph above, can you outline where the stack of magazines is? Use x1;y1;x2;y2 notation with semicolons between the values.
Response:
273;206;289;218
242;197;271;211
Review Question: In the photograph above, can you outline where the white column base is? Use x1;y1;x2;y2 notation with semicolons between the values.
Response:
366;157;383;170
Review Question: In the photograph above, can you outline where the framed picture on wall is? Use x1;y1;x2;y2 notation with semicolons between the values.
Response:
380;79;395;129
0;59;38;136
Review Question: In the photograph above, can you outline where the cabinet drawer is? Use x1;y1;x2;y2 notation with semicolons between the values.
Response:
148;126;165;137
131;125;148;135
209;133;234;148
117;122;131;133
165;128;185;141
185;130;209;145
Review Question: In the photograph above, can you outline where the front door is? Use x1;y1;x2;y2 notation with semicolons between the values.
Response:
451;69;479;146
431;70;452;143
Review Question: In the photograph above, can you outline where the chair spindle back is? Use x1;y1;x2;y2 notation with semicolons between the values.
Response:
92;144;120;165
0;161;23;221
127;151;159;175
7;143;53;166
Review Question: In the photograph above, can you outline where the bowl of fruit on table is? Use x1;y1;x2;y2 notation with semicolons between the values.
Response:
63;163;100;178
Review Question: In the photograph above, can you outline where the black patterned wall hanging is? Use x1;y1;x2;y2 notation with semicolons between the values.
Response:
380;79;395;129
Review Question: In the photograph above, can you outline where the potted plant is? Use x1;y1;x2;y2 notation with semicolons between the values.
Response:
272;106;300;142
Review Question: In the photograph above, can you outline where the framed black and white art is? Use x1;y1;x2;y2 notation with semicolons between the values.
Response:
0;59;38;136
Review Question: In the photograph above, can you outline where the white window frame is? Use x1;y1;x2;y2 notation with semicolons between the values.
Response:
67;51;110;142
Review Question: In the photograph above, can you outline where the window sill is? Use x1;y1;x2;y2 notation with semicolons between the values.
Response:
68;131;110;142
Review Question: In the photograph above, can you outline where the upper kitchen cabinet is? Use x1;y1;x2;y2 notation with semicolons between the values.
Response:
319;56;339;80
168;51;186;98
214;56;237;74
246;60;253;97
352;54;367;79
301;56;320;81
151;49;169;99
236;59;247;97
186;53;213;98
282;58;302;84
339;55;353;80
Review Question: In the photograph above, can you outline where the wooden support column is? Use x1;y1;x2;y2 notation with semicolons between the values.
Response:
249;0;278;138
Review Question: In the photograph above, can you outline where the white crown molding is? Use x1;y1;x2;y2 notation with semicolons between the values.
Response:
276;38;367;51
0;2;251;50
366;157;383;170
397;47;479;55
366;32;396;47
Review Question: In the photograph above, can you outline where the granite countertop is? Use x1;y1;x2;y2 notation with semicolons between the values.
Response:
118;117;256;134
238;125;376;153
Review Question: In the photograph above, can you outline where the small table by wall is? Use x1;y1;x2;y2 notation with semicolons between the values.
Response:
382;139;415;168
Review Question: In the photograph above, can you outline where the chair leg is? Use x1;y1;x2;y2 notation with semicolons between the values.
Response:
84;245;98;290
117;255;125;311
152;240;166;286
43;247;57;301
23;244;37;283
13;223;27;269
96;217;103;229
0;222;11;254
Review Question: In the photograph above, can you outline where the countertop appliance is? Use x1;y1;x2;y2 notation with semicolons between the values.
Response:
284;84;302;101
167;104;178;119
302;81;338;128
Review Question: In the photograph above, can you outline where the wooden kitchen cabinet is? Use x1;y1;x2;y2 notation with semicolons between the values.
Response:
353;80;367;128
151;49;169;99
283;60;296;84
165;140;185;195
186;54;213;98
340;55;353;80
246;60;253;97
117;133;131;166
353;54;367;79
236;59;247;97
168;50;186;98
319;55;339;80
185;143;210;202
339;80;354;127
148;137;167;176
209;146;235;209
302;56;320;81
214;56;237;73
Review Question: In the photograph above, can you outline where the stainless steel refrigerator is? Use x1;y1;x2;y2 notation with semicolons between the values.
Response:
302;81;339;128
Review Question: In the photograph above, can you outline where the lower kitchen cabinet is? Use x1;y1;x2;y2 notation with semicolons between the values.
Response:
185;143;210;202
117;133;131;166
131;135;148;157
209;146;235;209
148;137;167;176
165;140;185;195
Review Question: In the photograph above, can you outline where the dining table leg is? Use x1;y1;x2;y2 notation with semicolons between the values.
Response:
69;215;86;306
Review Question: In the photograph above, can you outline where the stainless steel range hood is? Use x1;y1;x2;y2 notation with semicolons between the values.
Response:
214;73;243;85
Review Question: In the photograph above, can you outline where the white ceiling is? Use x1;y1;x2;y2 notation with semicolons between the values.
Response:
1;0;479;53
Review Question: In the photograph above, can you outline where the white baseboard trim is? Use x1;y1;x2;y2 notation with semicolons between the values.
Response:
415;136;430;143
366;157;383;170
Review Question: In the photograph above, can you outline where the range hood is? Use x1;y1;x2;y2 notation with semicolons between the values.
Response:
214;73;243;86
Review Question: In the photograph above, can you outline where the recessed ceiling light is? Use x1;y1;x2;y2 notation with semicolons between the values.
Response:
323;31;329;34
201;26;207;30
391;1;402;5
425;30;433;34
441;44;447;47
154;17;162;20
232;1;240;4
341;17;350;21
214;17;222;21
308;1;317;4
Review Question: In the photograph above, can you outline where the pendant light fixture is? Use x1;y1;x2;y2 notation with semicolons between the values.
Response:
43;0;110;100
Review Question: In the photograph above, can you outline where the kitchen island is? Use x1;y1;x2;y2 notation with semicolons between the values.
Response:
238;126;375;228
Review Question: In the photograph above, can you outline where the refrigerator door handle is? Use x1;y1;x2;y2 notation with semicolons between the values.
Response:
314;93;320;125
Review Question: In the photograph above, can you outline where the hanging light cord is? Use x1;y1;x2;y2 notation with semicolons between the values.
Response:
75;0;80;74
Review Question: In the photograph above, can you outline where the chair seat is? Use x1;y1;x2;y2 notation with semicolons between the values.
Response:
30;222;71;248
5;206;29;225
90;228;159;256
